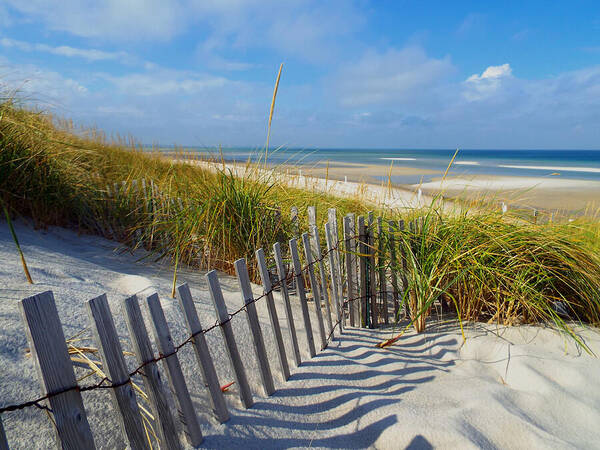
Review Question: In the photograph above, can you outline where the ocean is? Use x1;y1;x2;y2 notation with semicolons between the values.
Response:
186;148;600;185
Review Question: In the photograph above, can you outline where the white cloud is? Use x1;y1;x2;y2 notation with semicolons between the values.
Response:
4;0;184;41
103;71;230;96
0;38;131;62
464;63;512;101
335;46;454;107
4;0;364;64
0;58;88;109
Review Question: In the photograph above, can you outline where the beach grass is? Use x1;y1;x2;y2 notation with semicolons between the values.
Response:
0;99;367;280
1;98;600;345
383;196;600;351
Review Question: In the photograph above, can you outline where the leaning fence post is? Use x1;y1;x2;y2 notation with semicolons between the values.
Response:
234;259;275;396
290;206;299;237
256;248;291;381
357;216;368;328
273;242;302;367
377;216;388;325
176;283;229;423
302;232;328;350
307;206;318;254
87;294;148;450
20;291;96;450
328;209;344;325
325;222;343;334
399;219;409;318
206;270;254;408
289;238;317;357
0;416;7;450
122;295;182;450
290;206;300;293
146;293;203;447
388;220;400;322
367;212;377;327
312;226;334;335
344;214;357;327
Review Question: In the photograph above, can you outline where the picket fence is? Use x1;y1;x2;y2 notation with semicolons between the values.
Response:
0;199;412;449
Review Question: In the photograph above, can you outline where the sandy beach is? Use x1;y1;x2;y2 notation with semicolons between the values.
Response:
177;154;600;214
418;175;600;213
2;221;600;448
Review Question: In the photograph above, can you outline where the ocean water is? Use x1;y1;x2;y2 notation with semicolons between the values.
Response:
188;148;600;185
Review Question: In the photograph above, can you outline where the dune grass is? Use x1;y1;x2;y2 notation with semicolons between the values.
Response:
383;197;600;350
2;97;600;346
0;99;367;281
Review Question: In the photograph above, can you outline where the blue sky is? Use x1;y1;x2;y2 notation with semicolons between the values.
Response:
1;1;599;149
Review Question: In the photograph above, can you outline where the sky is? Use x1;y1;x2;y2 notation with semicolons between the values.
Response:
0;1;599;150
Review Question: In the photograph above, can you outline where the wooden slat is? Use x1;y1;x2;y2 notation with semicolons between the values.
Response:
176;283;229;423
311;226;333;335
0;416;7;450
289;206;299;293
325;222;342;334
86;294;148;450
328;208;344;326
146;293;203;447
290;206;299;237
358;216;368;328
399;219;409;318
301;232;327;350
122;295;182;450
19;291;96;450
289;238;316;357
307;206;318;256
388;220;400;322
377;216;388;325
344;215;357;327
234;259;275;396
206;271;254;408
256;249;291;381
273;242;302;367
367;212;377;327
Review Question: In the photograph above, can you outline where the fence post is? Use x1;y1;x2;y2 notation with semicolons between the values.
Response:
290;206;299;237
234;259;275;396
146;293;203;447
307;206;318;254
273;242;302;367
175;283;229;423
328;208;344;326
325;222;343;334
377;217;388;325
357;216;368;328
388;220;400;322
122;295;182;450
344;214;357;327
290;206;299;293
256;248;291;381
0;416;7;450
20;291;96;450
399;219;409;318
312;226;333;335
87;294;148;450
302;232;328;350
367;212;377;327
289;238;317;357
206;270;254;408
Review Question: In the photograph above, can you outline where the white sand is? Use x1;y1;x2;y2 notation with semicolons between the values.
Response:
2;221;600;449
417;175;600;191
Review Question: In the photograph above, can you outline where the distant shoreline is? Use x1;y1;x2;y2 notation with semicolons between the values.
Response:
165;150;600;213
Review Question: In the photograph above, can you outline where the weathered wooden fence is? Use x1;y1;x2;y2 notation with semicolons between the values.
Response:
0;204;415;449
